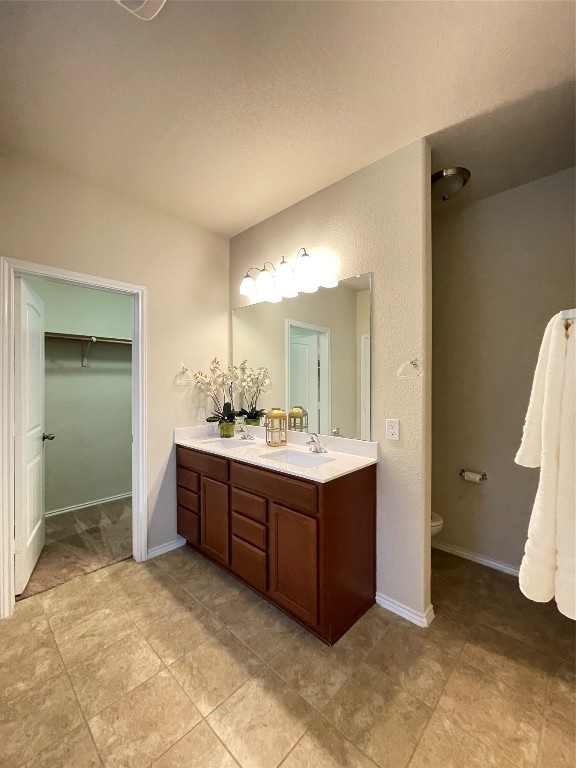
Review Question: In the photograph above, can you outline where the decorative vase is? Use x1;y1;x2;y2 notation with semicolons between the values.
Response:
245;418;261;427
219;422;235;438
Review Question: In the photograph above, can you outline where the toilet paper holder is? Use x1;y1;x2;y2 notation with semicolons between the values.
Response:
460;469;487;483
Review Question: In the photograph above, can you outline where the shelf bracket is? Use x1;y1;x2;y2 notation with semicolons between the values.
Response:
81;337;96;367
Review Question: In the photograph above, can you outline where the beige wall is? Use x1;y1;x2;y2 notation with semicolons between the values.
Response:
432;167;576;569
231;140;432;617
233;285;358;438
1;154;230;550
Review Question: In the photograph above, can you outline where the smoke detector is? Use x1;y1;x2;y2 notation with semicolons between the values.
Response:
115;0;167;21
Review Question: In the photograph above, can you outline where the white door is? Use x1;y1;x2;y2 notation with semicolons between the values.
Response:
290;332;319;432
288;322;331;435
14;278;46;594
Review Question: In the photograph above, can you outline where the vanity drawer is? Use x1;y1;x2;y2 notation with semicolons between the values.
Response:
177;467;199;493
177;505;199;546
177;487;199;514
230;536;267;593
230;462;317;515
177;446;229;482
231;488;267;524
231;511;266;551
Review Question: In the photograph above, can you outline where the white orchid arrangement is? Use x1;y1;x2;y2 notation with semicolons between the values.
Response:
238;363;271;420
194;358;243;424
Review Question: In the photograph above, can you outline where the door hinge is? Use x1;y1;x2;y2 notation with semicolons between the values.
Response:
14;538;23;555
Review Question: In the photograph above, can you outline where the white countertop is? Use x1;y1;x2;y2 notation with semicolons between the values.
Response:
174;425;378;483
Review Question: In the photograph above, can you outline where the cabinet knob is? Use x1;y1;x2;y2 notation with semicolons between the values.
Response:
42;433;55;441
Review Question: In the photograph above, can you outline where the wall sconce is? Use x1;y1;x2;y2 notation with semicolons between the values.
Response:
288;405;308;432
293;248;318;294
265;407;287;446
239;248;339;304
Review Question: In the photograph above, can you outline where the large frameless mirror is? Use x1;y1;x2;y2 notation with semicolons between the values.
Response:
232;272;371;440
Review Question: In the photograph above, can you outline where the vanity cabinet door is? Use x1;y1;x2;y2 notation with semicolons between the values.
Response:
200;477;229;567
269;502;318;627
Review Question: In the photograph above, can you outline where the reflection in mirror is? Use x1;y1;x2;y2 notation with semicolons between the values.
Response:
232;273;371;440
288;321;330;434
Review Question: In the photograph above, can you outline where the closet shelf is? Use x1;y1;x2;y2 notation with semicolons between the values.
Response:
45;332;132;367
45;332;132;345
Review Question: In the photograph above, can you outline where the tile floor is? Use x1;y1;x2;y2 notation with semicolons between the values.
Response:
1;547;574;768
17;498;132;600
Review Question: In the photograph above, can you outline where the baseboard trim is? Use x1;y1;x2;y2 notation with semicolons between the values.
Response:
147;536;186;560
375;592;435;627
45;493;132;517
432;541;520;577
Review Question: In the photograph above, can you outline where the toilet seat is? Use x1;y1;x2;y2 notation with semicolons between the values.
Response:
431;511;443;537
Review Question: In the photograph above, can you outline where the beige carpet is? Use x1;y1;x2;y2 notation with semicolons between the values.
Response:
17;497;132;600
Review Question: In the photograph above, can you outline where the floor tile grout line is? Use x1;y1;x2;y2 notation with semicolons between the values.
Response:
404;636;469;767
352;614;491;767
276;728;308;768
47;617;105;767
204;718;245;768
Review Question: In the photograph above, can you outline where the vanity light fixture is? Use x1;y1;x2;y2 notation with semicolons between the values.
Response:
239;247;338;303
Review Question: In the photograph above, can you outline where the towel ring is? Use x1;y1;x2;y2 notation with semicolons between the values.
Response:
397;359;422;379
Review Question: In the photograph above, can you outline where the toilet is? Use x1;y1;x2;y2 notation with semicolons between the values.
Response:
431;511;444;537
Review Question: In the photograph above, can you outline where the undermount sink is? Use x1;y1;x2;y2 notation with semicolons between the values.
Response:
198;438;250;449
260;449;334;468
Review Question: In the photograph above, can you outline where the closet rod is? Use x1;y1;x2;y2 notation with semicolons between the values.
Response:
45;332;132;345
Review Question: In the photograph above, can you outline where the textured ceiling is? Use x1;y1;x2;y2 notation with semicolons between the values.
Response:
0;1;574;237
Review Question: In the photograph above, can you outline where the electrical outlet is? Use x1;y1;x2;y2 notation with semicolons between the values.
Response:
386;418;400;441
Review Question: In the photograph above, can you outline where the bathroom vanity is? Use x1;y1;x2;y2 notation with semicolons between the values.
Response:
174;431;377;645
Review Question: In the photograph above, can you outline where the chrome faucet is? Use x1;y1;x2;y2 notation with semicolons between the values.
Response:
236;423;254;440
306;432;328;453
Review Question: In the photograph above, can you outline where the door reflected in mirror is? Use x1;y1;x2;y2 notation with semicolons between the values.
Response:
232;273;371;440
288;321;330;435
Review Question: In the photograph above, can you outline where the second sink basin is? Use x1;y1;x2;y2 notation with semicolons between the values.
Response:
198;438;250;449
260;449;334;468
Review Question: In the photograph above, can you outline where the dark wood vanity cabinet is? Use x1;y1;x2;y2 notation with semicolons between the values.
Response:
269;502;318;626
175;444;376;645
200;477;229;566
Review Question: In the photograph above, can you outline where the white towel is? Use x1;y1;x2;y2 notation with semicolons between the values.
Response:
515;314;575;620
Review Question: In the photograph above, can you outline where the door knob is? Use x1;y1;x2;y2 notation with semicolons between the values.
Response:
42;433;55;441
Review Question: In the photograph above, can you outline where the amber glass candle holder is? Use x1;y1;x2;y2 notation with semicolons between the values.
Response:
265;407;287;446
288;405;308;432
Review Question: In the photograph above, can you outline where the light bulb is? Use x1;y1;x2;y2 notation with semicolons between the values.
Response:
266;280;282;303
318;260;339;288
294;253;318;293
255;268;273;296
276;259;299;298
239;273;257;297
